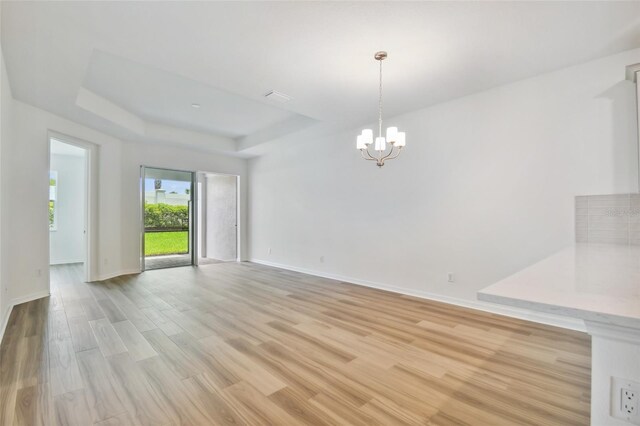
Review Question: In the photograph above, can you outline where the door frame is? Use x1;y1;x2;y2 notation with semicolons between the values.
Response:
196;171;240;263
140;166;196;271
47;131;98;283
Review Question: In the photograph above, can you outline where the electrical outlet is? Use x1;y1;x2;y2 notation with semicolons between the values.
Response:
267;248;272;255
320;256;324;263
623;388;639;416
447;272;455;283
612;377;640;425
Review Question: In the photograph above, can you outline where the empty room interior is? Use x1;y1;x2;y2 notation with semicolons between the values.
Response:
1;2;640;425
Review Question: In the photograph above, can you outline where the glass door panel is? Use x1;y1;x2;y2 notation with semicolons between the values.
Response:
142;167;194;270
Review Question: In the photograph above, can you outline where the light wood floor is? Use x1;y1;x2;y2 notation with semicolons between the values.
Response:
0;262;591;425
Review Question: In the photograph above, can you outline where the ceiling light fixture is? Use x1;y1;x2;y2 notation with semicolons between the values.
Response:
191;103;201;108
357;51;405;168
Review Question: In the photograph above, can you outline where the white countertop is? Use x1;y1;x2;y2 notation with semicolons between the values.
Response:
478;243;640;329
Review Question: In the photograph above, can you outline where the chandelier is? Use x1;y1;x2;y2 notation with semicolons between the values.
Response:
356;51;406;167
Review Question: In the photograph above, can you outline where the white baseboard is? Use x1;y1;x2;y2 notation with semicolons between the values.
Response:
49;259;84;266
249;258;586;332
11;290;51;306
96;268;141;282
0;289;51;344
0;304;11;345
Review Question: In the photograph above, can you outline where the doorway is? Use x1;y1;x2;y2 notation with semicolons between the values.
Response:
196;172;238;265
142;166;195;270
49;138;88;286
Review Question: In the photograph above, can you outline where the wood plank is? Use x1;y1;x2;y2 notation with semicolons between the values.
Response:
140;307;183;336
75;348;128;423
80;298;106;321
112;321;157;361
309;392;382;426
141;328;202;380
199;334;287;396
97;298;127;323
182;374;247;425
267;386;335;425
94;411;139;425
137;355;215;425
90;319;127;357
48;318;84;397
67;315;98;353
47;310;70;342
61;298;85;319
162;309;215;339
53;389;93;426
106;352;169;425
14;384;53;426
222;381;300;424
168;332;241;388
105;289;156;332
16;334;49;389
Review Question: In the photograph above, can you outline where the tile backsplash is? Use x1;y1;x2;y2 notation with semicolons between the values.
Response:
576;194;640;245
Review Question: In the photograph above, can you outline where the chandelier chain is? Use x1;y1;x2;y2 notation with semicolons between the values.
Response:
378;58;383;161
378;58;383;139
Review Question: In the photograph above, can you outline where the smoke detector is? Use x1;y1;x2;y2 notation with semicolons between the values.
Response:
264;90;292;103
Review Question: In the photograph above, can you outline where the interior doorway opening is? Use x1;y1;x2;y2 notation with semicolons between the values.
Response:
196;172;238;265
49;138;88;287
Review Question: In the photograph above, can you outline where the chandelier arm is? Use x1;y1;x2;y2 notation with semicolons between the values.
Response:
384;146;403;161
370;145;385;162
360;147;377;161
364;145;377;160
380;144;398;161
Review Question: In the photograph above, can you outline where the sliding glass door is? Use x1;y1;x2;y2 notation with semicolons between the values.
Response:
141;167;195;270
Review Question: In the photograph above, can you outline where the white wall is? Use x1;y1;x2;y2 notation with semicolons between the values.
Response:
249;48;640;311
49;153;85;265
2;100;124;299
205;174;237;261
637;77;640;191
0;45;13;334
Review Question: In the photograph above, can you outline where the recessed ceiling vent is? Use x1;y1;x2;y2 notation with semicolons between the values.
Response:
264;90;292;103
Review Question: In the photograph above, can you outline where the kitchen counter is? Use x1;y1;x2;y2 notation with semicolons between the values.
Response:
478;243;640;329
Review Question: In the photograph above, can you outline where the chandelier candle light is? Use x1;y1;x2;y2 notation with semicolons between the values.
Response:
357;51;406;167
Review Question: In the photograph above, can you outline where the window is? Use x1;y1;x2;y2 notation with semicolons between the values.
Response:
49;171;57;231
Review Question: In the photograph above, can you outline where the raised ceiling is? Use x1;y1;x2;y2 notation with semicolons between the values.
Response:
3;1;640;156
83;50;307;139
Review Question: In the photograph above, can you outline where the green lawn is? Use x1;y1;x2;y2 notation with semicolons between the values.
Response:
145;231;188;256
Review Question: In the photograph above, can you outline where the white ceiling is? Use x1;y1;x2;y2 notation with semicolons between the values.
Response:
84;50;306;138
3;1;640;156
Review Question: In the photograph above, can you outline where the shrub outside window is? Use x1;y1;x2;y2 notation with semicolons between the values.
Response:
49;171;57;231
